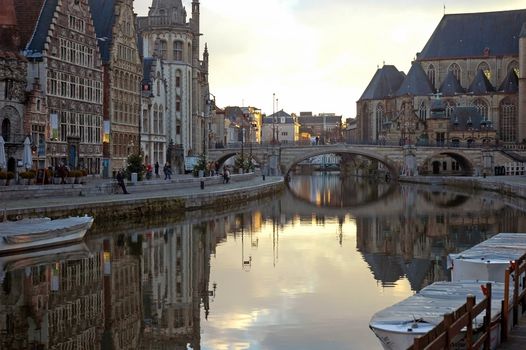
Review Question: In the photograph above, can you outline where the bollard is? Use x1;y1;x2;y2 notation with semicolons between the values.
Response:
200;180;204;190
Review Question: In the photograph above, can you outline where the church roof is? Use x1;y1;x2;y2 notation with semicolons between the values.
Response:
395;62;435;97
89;0;116;64
439;71;465;96
21;0;56;58
418;9;526;60
449;107;484;131
468;69;494;94
498;69;519;93
359;65;405;101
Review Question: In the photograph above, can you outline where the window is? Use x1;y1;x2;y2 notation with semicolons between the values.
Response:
418;102;427;120
427;64;436;87
173;41;183;61
1;118;10;142
176;70;182;88
448;63;461;83
176;96;181;112
500;98;517;143
508;61;519;77
472;99;489;120
375;104;384;139
160;40;167;59
445;100;455;118
477;62;491;80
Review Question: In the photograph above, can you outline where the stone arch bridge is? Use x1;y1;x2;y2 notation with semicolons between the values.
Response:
208;144;515;177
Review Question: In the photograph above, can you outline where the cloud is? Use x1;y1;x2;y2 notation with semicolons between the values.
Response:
134;0;525;117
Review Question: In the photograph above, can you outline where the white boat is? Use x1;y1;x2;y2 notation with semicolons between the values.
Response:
448;233;526;283
369;281;512;350
0;216;94;254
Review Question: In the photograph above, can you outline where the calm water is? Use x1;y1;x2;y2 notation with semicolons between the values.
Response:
1;174;525;349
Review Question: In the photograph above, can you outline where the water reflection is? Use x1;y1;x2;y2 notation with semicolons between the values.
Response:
1;174;525;349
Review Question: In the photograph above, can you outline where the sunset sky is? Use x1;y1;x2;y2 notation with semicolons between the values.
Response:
135;0;525;119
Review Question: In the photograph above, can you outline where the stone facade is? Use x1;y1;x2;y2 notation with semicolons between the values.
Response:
20;0;104;173
137;0;211;173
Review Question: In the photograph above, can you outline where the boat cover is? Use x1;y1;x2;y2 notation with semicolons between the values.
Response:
448;233;526;268
0;216;93;243
370;281;511;330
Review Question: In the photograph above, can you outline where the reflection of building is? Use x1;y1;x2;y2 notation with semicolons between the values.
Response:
0;246;105;349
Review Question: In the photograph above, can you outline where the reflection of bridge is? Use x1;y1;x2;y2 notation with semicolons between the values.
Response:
208;143;515;176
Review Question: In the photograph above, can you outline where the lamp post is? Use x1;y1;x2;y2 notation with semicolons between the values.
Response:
272;93;276;144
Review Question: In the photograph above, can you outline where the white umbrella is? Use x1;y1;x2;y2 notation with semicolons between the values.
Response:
0;136;6;170
22;137;32;170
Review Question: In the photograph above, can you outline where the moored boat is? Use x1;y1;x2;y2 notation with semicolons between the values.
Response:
0;216;94;254
448;233;526;283
369;280;512;350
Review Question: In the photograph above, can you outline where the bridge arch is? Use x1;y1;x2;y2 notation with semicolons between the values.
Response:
282;148;400;177
210;151;264;168
420;150;474;176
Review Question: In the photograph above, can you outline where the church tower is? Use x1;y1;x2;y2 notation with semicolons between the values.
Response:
519;23;526;143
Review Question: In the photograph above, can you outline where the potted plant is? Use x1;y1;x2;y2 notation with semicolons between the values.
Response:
19;170;36;185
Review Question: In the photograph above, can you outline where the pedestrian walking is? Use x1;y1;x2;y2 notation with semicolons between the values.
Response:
116;170;129;194
222;166;230;184
164;162;172;180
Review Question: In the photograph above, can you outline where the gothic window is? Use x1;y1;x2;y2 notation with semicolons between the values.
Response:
472;99;489;120
418;101;427;120
159;40;167;59
173;41;183;61
156;80;160;96
477;62;491;80
1;118;10;142
153;104;159;134
508;61;519;77
176;96;181;112
427;64;436;87
445;100;456;118
500;98;517;143
448;63;461;83
175;70;181;88
375;104;384;139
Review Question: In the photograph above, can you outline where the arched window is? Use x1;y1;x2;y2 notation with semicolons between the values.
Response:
508;60;519;77
418;101;427;120
445;100;456;118
173;41;183;61
1;118;10;142
175;70;182;88
500;98;517;143
472;99;489;120
159;40;167;59
477;62;491;80
375;104;384;140
427;64;436;87
153;104;159;134
448;63;461;83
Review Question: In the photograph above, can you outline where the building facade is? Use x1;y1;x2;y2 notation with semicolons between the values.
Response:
90;0;143;175
356;10;526;147
137;0;211;174
18;0;104;174
262;110;300;144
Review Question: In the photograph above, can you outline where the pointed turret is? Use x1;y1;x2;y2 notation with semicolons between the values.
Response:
148;0;186;25
498;69;519;93
191;0;200;65
468;69;494;94
439;71;464;96
395;62;434;97
203;42;209;72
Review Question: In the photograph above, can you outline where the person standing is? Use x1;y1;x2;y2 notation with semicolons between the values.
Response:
164;162;172;180
154;161;160;178
116;170;129;194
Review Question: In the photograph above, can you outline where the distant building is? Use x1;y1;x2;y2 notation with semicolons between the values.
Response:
298;112;343;144
357;9;526;146
262;110;300;144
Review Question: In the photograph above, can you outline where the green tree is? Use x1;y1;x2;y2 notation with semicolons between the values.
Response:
126;153;145;181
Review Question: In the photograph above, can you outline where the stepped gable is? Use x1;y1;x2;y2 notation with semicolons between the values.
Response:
395;62;435;97
418;9;526;60
498;69;519;93
21;0;58;57
88;0;116;64
439;71;465;96
468;69;495;94
359;65;405;101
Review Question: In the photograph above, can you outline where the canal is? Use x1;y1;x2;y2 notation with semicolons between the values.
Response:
1;174;525;349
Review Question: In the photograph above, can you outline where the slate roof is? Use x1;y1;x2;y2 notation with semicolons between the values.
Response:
468;69;494;94
418;9;526;60
263;110;295;124
14;0;46;51
429;98;447;119
498;69;519;93
395;62;435;97
89;0;116;64
439;71;465;96
359;65;405;101
449;107;484;131
23;0;58;58
142;58;155;84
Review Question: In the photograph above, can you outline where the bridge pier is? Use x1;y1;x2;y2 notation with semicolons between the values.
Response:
402;145;418;176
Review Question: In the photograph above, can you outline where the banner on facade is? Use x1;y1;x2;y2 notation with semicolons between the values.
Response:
50;113;59;140
103;120;110;143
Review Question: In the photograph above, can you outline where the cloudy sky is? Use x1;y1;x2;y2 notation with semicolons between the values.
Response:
135;0;525;118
